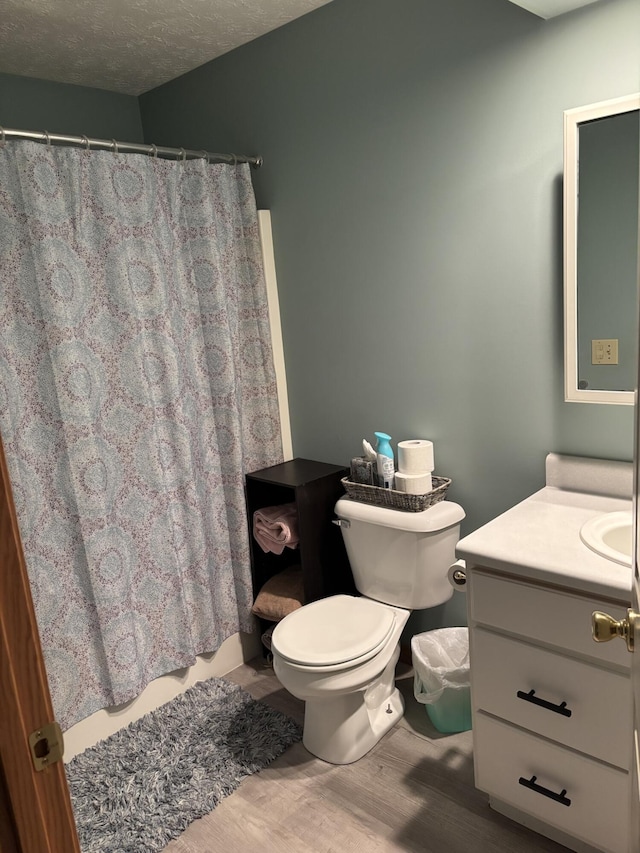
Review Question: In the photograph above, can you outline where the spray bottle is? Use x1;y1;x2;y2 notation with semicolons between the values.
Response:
374;432;395;489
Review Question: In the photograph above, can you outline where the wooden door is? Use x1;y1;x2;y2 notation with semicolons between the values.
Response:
631;204;640;853
632;488;640;852
0;435;80;852
632;394;640;853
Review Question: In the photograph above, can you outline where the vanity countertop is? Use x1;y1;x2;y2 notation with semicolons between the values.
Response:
456;455;633;602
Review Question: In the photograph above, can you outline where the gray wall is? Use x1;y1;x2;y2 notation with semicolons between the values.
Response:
139;0;640;629
0;72;143;140
138;1;640;505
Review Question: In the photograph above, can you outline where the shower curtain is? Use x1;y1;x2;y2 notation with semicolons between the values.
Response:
0;141;283;729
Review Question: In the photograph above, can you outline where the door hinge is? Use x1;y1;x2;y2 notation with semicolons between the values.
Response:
28;721;64;771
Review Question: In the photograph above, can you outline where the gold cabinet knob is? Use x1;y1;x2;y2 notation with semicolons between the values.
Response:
592;610;638;653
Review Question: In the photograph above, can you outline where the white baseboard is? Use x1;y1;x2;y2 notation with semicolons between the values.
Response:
63;630;262;762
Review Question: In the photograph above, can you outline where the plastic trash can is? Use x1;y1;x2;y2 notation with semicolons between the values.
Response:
411;627;472;733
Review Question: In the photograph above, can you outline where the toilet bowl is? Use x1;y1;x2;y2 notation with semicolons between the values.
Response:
272;595;409;764
271;498;465;765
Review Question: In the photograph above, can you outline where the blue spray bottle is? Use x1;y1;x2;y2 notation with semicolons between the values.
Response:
374;432;395;489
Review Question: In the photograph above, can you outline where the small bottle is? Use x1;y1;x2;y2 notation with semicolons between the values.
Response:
374;432;395;489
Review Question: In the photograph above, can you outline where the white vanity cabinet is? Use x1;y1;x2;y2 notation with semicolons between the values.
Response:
467;566;632;853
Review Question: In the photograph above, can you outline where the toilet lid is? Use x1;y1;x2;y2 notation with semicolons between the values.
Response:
271;595;396;667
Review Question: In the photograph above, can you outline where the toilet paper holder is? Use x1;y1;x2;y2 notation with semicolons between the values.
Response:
452;568;466;586
448;559;467;588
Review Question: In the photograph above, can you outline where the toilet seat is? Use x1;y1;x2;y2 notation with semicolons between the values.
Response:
271;594;397;669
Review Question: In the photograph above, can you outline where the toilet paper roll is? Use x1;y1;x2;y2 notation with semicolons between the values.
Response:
398;439;434;474
447;560;467;592
394;471;432;494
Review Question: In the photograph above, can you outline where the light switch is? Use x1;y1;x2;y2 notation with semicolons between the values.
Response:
591;339;619;365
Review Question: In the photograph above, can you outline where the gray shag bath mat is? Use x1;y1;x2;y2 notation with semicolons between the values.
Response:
66;677;302;853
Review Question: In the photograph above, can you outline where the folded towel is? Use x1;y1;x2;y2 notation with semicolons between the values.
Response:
252;566;304;622
253;503;300;555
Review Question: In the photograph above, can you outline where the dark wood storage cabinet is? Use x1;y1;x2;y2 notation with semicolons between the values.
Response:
245;458;355;619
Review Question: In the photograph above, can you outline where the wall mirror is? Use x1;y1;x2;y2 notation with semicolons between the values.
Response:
564;93;640;405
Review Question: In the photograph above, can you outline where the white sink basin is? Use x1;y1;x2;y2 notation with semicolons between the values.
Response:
580;511;633;567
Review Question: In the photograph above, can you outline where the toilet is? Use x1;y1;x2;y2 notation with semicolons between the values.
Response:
271;496;465;765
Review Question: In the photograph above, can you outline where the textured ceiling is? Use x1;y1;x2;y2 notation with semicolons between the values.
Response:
0;0;604;97
0;0;335;96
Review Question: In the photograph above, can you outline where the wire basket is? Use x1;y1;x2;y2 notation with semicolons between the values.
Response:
340;475;451;512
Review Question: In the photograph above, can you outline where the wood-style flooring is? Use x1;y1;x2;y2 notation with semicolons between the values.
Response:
163;658;568;853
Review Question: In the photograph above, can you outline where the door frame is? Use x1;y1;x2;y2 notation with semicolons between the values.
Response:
0;435;80;853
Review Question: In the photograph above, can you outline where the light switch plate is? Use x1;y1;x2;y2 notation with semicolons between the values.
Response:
591;339;619;365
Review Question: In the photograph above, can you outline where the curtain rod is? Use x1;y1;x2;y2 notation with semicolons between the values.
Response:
0;127;263;168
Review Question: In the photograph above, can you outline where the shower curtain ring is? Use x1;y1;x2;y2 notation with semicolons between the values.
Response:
43;130;51;146
150;144;158;159
81;135;90;153
178;147;186;164
111;139;119;155
230;153;238;166
0;126;5;148
200;150;209;165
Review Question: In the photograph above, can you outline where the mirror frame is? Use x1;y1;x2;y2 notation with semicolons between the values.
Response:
564;92;640;405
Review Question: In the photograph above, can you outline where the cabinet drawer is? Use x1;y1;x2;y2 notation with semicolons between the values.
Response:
474;713;629;853
471;628;631;768
470;570;630;668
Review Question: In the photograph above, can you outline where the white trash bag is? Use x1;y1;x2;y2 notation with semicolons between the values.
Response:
411;627;470;706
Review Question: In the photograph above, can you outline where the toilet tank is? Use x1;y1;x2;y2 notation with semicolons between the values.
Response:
334;498;465;609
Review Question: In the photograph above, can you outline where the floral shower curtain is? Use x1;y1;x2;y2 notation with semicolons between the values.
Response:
0;140;283;729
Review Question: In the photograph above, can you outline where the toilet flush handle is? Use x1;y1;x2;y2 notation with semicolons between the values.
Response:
332;518;350;528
